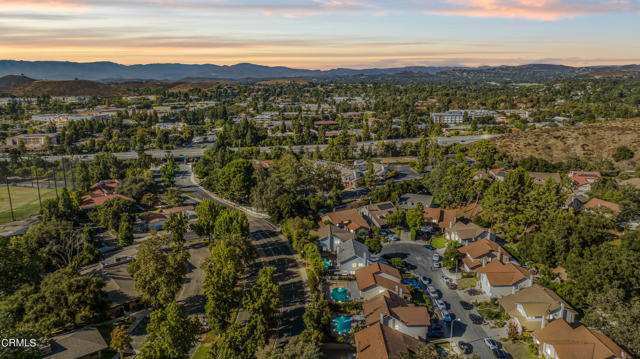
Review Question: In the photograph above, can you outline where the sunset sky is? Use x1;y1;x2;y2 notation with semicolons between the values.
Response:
1;0;639;68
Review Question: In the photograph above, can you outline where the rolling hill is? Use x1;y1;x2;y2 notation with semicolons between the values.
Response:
492;118;640;169
0;75;35;90
7;80;128;97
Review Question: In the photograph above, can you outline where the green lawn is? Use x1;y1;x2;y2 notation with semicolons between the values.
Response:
431;236;446;249
503;340;539;359
0;185;56;224
456;277;477;290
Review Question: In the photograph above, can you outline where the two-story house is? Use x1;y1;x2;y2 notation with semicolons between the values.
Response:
475;260;532;298
317;224;357;252
532;319;628;359
359;201;397;228
337;239;375;275
363;291;430;340
321;208;370;233
457;237;511;272
445;218;495;245
355;262;410;301
498;285;578;332
354;323;422;359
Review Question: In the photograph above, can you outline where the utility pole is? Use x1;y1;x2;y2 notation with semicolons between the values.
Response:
53;167;58;198
5;177;15;222
61;158;68;188
35;168;42;213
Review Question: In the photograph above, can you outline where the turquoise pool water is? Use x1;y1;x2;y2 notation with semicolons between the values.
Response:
323;258;331;269
332;315;353;335
331;287;350;302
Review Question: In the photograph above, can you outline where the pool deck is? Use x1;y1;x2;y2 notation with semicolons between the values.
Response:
326;280;361;302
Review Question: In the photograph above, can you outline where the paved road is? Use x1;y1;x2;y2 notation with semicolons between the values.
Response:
380;242;497;359
28;134;500;161
174;164;308;341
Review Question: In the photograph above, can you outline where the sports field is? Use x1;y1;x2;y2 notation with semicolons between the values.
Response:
0;185;56;224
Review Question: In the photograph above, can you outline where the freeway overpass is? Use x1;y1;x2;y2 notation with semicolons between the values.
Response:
8;134;500;162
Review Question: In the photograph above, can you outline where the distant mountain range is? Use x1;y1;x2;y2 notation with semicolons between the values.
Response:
0;60;639;83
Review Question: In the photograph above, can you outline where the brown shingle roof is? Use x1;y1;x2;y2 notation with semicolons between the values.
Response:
476;260;530;286
355;323;421;359
498;285;576;331
583;198;621;215
323;208;370;231
533;319;627;359
446;219;487;241
80;193;133;209
423;208;456;228
43;326;108;359
356;262;409;295
458;238;509;261
318;224;357;242
363;291;430;327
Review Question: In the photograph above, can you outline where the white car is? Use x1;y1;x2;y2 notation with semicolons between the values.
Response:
420;276;431;285
484;338;499;350
436;299;446;311
427;286;438;298
433;261;442;268
432;253;440;261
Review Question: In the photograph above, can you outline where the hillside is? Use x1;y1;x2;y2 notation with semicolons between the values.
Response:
492;118;640;169
0;75;35;90
7;80;128;97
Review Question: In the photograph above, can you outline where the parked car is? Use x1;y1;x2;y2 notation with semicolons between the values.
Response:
433;261;442;268
442;310;453;322
460;301;473;310
435;299;446;311
457;341;472;354
432;253;440;261
484;338;499;350
427;330;444;338
430;323;443;330
440;275;450;282
469;314;484;325
492;349;507;359
424;244;436;250
446;281;458;290
420;276;431;285
427;286;439;298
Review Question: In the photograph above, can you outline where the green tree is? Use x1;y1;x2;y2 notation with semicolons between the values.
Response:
442;241;463;270
613;146;634;162
364;161;378;191
90;197;135;231
110;325;132;359
117;218;134;247
164;188;183;207
160;153;179;187
138;302;200;359
365;237;382;254
258;337;322;359
386;209;406;228
243;266;282;347
166;212;189;245
204;240;243;334
437;163;475;207
301;292;331;344
127;235;189;309
191;198;221;243
210;322;256;359
215;159;255;202
214;208;250;239
406;203;425;239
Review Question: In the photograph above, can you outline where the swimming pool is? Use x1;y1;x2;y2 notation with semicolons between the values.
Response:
323;258;331;270
332;315;353;335
331;287;350;302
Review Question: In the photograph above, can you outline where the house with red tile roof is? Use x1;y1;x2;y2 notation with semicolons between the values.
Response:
363;291;430;340
359;201;397;228
532;319;628;359
80;179;133;210
457;237;510;271
476;260;532;298
568;171;601;191
354;323;422;359
355;262;410;301
583;198;621;216
321;208;370;233
423;208;457;229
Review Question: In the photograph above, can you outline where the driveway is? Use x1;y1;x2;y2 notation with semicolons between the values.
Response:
380;242;501;358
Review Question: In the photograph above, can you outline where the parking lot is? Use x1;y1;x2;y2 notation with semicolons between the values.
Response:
380;242;508;358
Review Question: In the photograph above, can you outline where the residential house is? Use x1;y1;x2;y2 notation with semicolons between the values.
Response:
321;208;370;233
398;193;434;211
41;326;108;359
529;172;562;186
82;256;141;314
583;198;621;217
163;205;197;219
475;260;532;298
337;239;375;275
499;285;577;332
356;262;410;301
359;202;397;228
317;224;356;252
445;218;494;245
563;194;588;210
79;179;134;211
568;171;601;191
423;208;457;229
354;323;422;359
4;133;58;151
532;319;628;359
457;237;511;272
138;212;168;231
363;291;430;340
489;168;508;181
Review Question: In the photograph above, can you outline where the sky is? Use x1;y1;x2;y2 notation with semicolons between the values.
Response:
1;0;639;69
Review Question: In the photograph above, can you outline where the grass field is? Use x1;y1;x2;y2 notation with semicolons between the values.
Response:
431;236;446;249
456;277;477;290
0;185;56;224
503;340;538;359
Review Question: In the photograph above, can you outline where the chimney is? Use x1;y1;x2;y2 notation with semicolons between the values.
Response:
622;351;627;359
560;303;565;320
357;341;360;354
529;273;534;286
541;313;547;328
498;246;503;263
380;312;384;324
395;285;399;295
512;286;516;294
482;257;486;268
399;287;403;298
449;220;453;229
